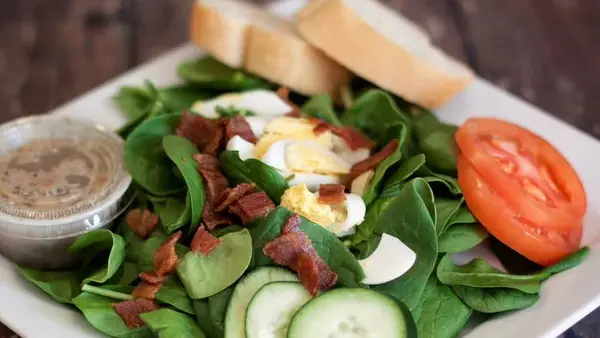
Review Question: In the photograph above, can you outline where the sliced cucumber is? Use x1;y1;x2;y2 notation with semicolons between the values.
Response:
245;282;311;338
225;267;299;338
288;288;414;338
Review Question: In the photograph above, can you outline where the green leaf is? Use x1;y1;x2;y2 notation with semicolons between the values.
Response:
368;179;438;309
438;223;489;253
193;300;216;338
68;229;126;285
542;247;589;274
301;93;342;125
73;292;154;338
215;105;257;118
162;135;205;229
353;235;381;260
158;84;215;112
361;144;404;206
177;56;271;91
451;285;539;313
126;229;190;272
141;308;206;338
156;275;195;315
152;194;192;234
446;205;477;227
413;110;459;175
250;207;365;287
114;262;141;286
113;85;155;121
81;284;134;301
219;151;288;204
17;267;82;304
208;287;234;337
124;114;185;195
380;154;426;198
412;277;471;338
434;198;464;235
416;165;461;195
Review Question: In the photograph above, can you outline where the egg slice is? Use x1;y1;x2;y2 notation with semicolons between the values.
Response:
226;135;255;161
327;193;366;237
351;170;375;197
286;141;351;175
191;89;293;119
358;234;417;285
264;117;316;136
254;133;332;159
331;134;370;165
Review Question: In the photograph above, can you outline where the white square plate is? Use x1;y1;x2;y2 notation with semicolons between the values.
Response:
1;1;599;337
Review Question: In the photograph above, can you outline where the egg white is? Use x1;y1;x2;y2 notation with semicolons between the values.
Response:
328;193;366;237
359;233;417;285
226;135;255;161
191;89;292;119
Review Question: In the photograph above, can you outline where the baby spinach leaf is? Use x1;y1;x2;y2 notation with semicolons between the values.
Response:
380;154;426;198
141;308;206;338
250;207;365;287
17;267;82;304
126;230;190;272
301;93;342;125
73;292;154;338
113;262;141;286
207;287;234;337
152;194;192;234
436;254;544;294
361;145;403;206
68;229;126;285
542;246;589;274
446;205;477;227
156;275;194;315
438;223;489;253
193;300;217;338
220;151;288;204
81;284;134;301
212;225;245;238
163;135;205;229
113;84;156;121
215;105;257;118
353;234;381;260
124;114;185;196
177;56;271;90
413;110;459;175
434;198;464;235
416;165;461;195
177;229;252;299
158;84;215;113
413;277;472;338
451;285;539;313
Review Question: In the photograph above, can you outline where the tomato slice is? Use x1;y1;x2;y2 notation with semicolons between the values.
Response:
456;118;586;230
458;155;582;266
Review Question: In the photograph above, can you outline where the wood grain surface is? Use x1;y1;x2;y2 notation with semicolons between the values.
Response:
0;0;598;337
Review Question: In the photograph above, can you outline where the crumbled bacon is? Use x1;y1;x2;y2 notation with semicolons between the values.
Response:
215;183;256;212
191;226;221;255
263;214;338;295
224;116;257;143
349;139;399;181
229;191;275;224
132;281;163;300
194;154;230;204
154;231;181;276
318;184;346;205
126;209;158;239
276;87;303;117
139;271;165;284
112;298;159;328
312;121;331;135
282;213;302;234
176;111;219;151
202;204;234;230
203;120;225;156
332;126;376;151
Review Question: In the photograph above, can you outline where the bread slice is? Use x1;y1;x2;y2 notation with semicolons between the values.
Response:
295;0;474;109
190;0;350;97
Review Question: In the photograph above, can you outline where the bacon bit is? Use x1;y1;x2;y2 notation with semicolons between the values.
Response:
296;253;320;295
154;231;181;276
224;116;257;143
229;191;275;224
318;184;346;205
126;209;159;239
276;87;303;117
139;271;166;284
349;139;399;181
191;226;221;255
194;154;230;204
202;204;234;230
282;213;302;234
332;126;376;151
203;120;225;156
132;281;163;300
112;298;159;328
215;183;256;212
176;111;219;151
312;121;331;135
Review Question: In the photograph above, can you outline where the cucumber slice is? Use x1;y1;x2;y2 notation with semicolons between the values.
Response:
225;267;299;338
288;288;414;338
245;282;311;338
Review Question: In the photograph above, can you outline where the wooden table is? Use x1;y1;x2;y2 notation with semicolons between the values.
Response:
0;0;598;337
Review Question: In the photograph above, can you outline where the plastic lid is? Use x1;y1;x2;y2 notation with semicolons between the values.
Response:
0;115;133;239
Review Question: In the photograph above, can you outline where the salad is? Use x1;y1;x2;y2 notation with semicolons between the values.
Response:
16;55;588;338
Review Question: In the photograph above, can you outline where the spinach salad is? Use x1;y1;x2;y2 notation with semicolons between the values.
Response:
17;56;589;338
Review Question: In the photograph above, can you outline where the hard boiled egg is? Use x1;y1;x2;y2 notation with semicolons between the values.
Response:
325;193;366;237
226;135;255;161
191;89;293;119
285;141;351;175
331;134;370;165
358;234;417;285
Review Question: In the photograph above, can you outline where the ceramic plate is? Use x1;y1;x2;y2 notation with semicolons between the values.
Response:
1;1;598;337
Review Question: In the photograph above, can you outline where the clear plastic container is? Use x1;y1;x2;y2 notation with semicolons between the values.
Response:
0;115;133;269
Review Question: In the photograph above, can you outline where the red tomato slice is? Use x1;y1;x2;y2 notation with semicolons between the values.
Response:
458;155;582;266
456;118;586;230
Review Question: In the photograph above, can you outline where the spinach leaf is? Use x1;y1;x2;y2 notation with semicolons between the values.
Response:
250;207;365;287
301;93;342;125
124;114;185;196
158;84;215;112
162;135;205;229
177;56;270;90
434;198;464;235
193;300;216;338
113;262;141;286
140;308;205;338
438;223;489;253
126;230;190;272
413;277;472;338
413;110;459;175
207;287;234;337
215;105;257;118
212;225;245;238
361;145;403;206
368;179;438;309
156;275;194;315
353;235;381;260
542;246;589;274
451;285;539;313
17;267;82;304
73;292;154;338
152;194;192;234
416;165;461;195
113;84;157;121
220;151;288;204
446;205;477;227
68;229;126;285
380;154;426;198
81;284;134;301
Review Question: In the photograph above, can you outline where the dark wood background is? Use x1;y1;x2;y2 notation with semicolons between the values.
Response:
0;0;598;337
